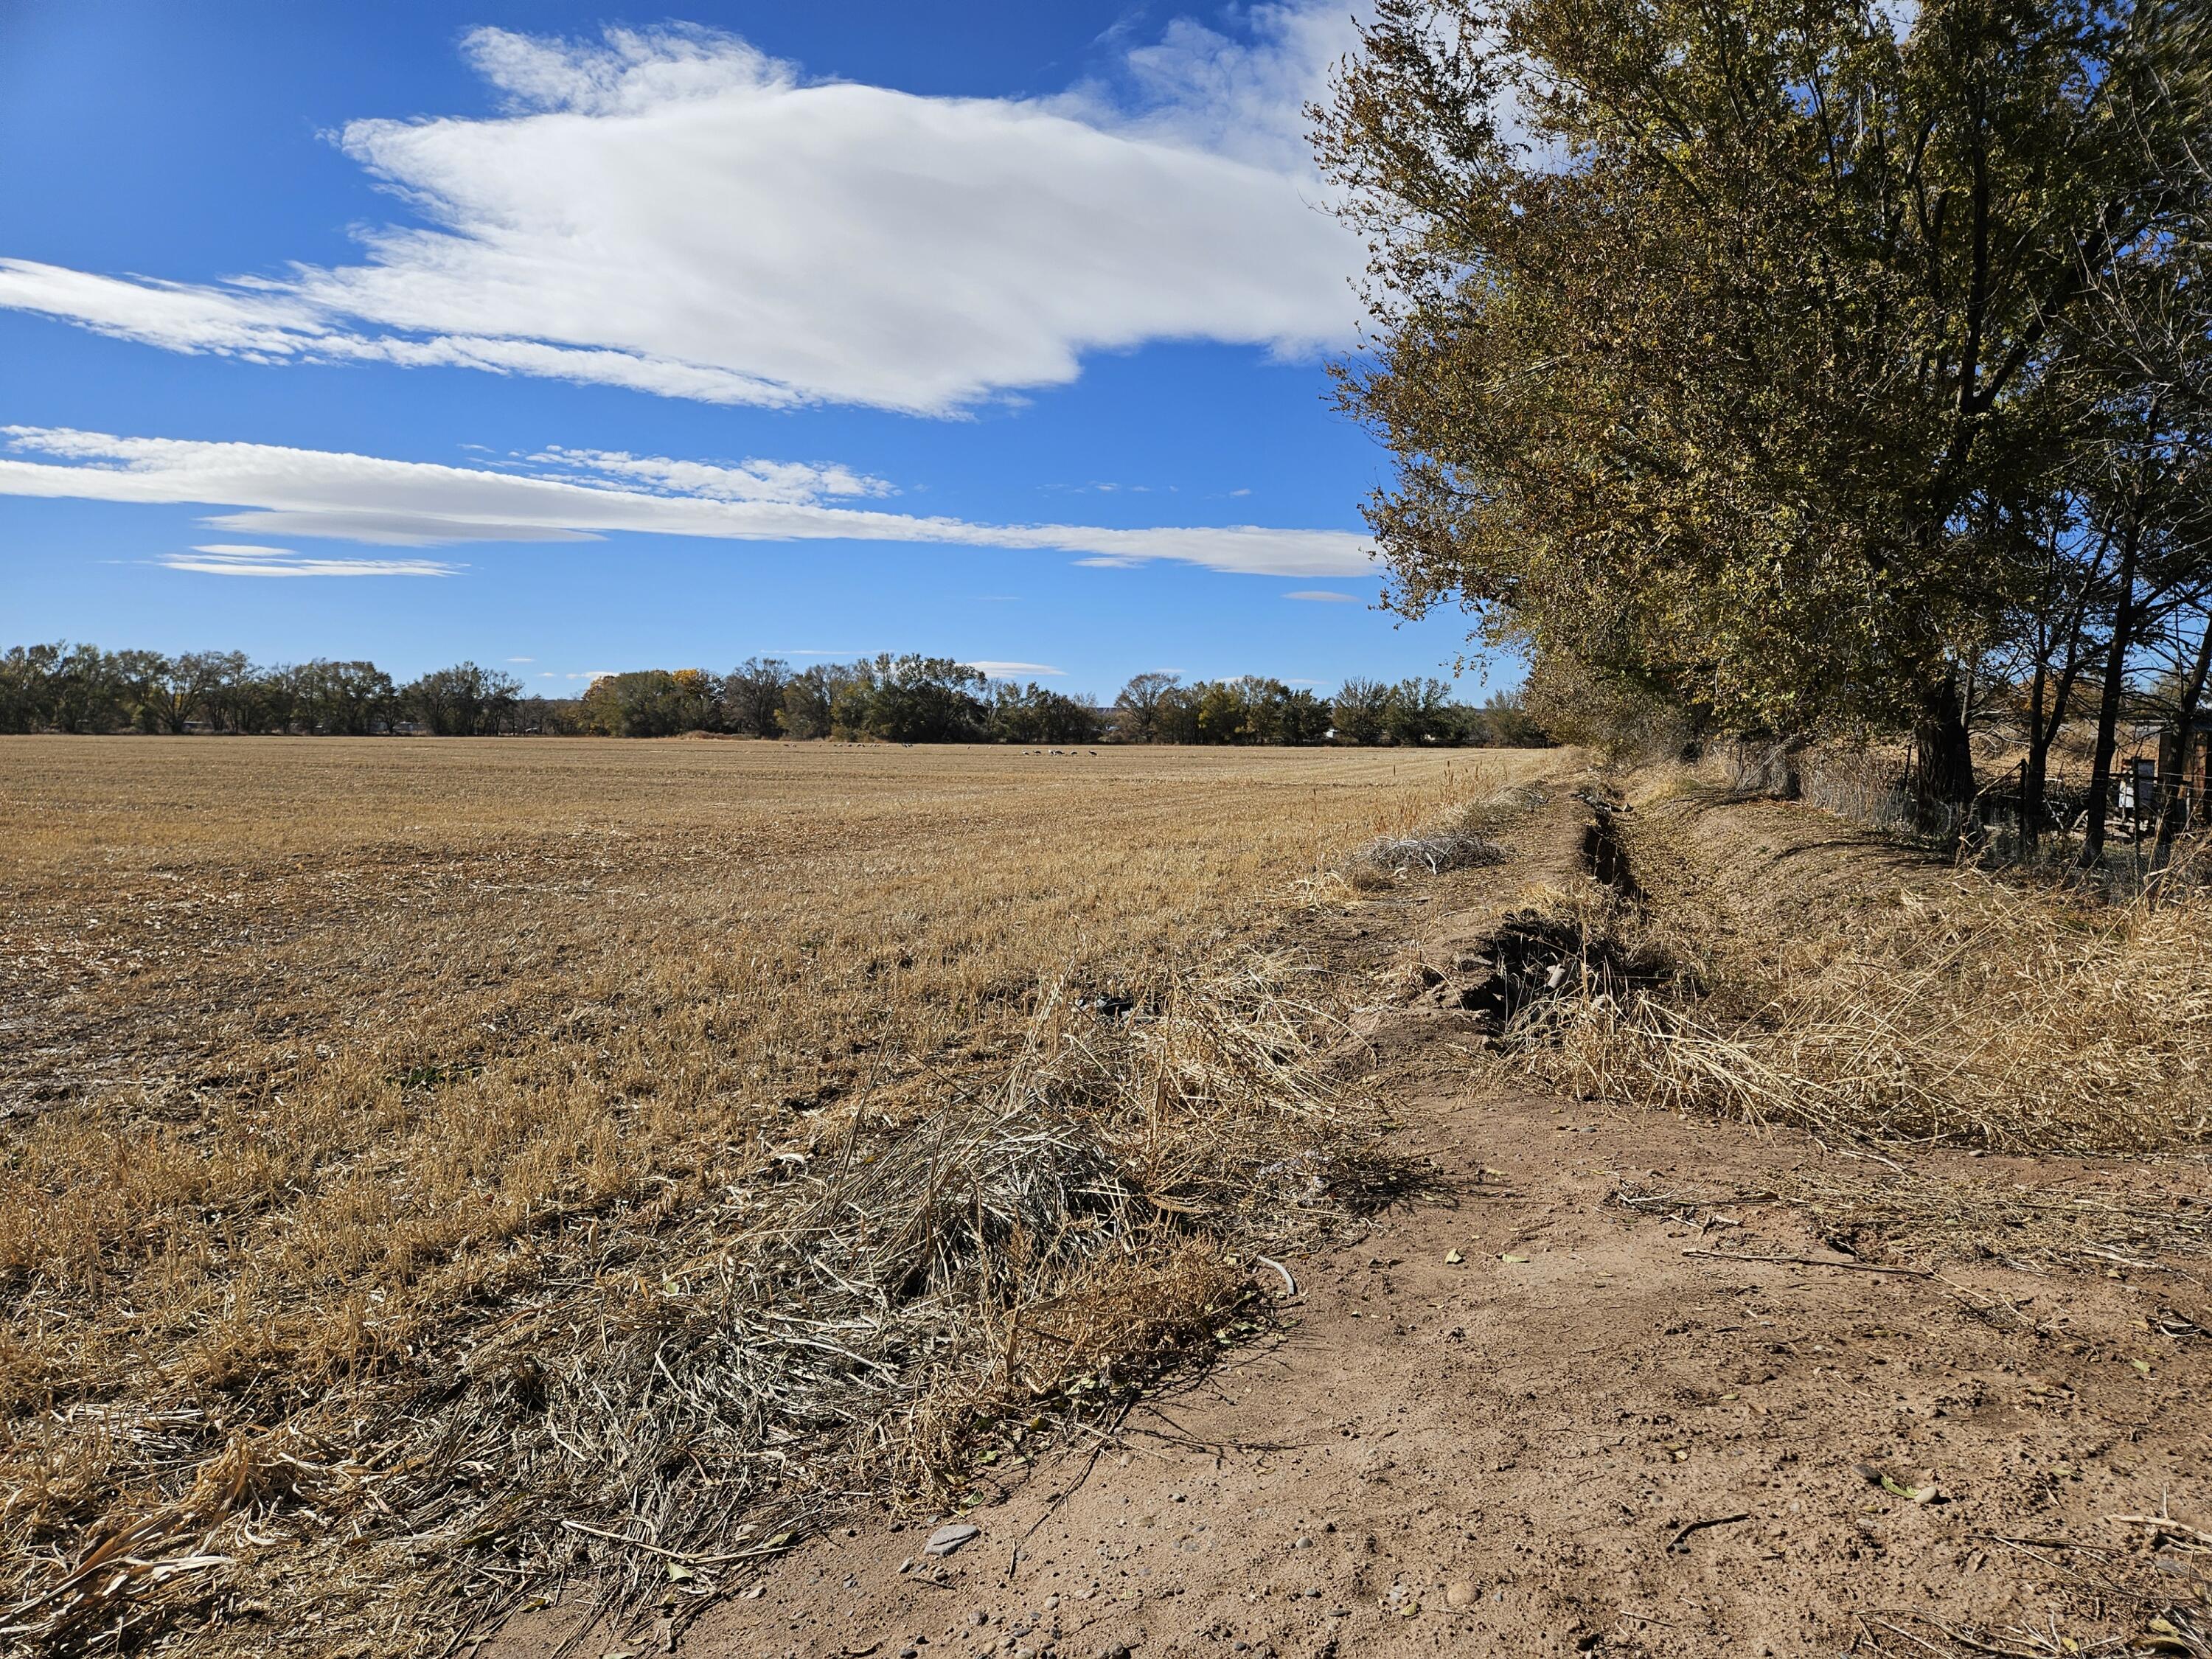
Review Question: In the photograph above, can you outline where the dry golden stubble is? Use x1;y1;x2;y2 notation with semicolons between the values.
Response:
0;737;1559;1657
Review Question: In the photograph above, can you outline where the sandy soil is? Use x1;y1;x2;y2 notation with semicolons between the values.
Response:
492;792;2212;1659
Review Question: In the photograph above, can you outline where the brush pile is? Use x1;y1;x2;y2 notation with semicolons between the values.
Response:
1356;829;1507;879
4;960;1390;1658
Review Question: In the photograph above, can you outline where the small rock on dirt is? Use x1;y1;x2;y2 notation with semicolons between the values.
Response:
1445;1580;1479;1609
926;1523;981;1557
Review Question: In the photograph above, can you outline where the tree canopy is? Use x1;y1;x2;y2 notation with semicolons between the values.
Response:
1318;0;2212;815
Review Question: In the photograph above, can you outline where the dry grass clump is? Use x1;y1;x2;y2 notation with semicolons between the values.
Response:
1525;787;2212;1155
0;740;1553;1658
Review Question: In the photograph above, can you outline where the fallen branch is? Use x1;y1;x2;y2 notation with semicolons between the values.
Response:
2112;1514;2212;1546
558;1518;795;1566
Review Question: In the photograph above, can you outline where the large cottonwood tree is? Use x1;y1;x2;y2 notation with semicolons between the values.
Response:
1318;0;2209;821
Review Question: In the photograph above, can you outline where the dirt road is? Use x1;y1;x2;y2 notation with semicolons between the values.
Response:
498;792;2212;1658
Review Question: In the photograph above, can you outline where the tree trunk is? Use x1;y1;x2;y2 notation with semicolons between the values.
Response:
1912;673;1976;839
2080;527;2143;869
2149;614;2212;891
2023;660;2049;852
2023;604;2089;853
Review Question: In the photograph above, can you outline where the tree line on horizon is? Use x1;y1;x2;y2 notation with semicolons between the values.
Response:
0;641;1550;748
1321;0;2212;855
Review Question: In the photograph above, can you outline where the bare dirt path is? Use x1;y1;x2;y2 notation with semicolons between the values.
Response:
503;791;2212;1659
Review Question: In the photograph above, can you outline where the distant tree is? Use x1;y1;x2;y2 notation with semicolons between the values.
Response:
292;660;397;735
1332;678;1394;746
852;655;989;743
776;665;836;739
0;643;62;733
580;669;717;737
1277;686;1335;745
1384;678;1455;747
229;665;299;736
988;681;1103;745
1221;677;1332;745
105;650;172;733
403;662;521;736
184;652;257;732
1152;683;1202;744
1477;689;1549;748
135;651;231;733
512;695;588;735
1113;672;1183;742
0;636;1517;756
46;644;128;734
720;657;792;737
1189;681;1247;744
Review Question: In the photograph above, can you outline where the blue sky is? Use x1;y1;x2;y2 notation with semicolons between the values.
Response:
0;0;1500;700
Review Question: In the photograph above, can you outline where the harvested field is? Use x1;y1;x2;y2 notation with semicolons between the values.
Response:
0;737;1557;1656
14;742;2212;1659
614;782;2212;1659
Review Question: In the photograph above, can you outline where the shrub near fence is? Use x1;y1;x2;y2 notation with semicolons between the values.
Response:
1798;748;1924;836
1708;740;1928;832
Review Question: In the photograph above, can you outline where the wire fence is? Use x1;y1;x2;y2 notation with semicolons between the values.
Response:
1722;740;2207;897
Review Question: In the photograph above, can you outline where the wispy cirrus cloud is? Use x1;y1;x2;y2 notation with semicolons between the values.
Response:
0;426;1374;578
1283;588;1362;602
0;10;1364;416
161;543;464;577
965;661;1065;678
530;446;893;504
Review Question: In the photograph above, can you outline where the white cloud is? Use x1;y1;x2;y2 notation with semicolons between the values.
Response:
1056;2;1366;174
507;655;535;662
0;11;1363;415
1284;588;1361;602
966;661;1064;678
162;544;461;577
0;261;800;407
0;426;1374;577
532;446;892;504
